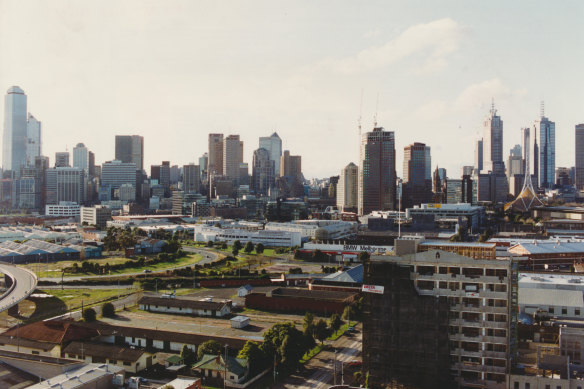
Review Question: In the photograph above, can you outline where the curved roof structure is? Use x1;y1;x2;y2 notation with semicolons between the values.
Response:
0;263;38;313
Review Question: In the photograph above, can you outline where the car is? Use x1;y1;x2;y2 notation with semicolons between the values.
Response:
143;269;152;273
347;326;355;332
347;360;362;367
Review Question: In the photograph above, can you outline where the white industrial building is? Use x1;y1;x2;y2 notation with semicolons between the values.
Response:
45;201;80;217
264;220;357;240
194;225;301;247
518;273;584;320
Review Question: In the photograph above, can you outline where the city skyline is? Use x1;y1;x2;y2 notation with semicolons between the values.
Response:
1;1;583;178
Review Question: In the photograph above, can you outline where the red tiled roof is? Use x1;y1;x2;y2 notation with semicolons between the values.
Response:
2;321;99;345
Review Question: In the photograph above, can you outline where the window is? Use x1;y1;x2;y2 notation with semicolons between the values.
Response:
514;382;519;389
562;307;568;315
31;351;39;355
576;309;581;316
545;385;550;389
525;383;530;389
124;361;131;366
549;307;554;314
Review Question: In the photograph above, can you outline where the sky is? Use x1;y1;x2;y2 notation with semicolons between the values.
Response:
1;0;583;179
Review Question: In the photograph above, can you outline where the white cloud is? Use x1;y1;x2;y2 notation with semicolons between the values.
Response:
453;78;528;112
322;18;462;74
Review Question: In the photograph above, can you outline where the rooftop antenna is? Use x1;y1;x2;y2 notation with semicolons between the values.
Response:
540;101;545;117
358;89;363;137
491;97;495;112
373;92;379;127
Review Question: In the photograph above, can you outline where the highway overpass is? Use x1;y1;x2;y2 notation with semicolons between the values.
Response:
0;262;38;313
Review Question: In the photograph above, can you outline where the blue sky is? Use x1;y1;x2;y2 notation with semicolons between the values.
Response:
1;0;582;178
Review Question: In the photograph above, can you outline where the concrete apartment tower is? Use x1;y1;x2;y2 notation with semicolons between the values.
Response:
534;109;556;189
223;135;243;183
115;135;144;171
358;126;396;215
337;162;358;212
182;164;201;194
2;86;28;173
259;132;282;177
576;124;584;190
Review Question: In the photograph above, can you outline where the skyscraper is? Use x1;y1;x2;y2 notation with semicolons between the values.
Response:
252;148;275;196
223;135;243;183
55;152;70;167
73;143;89;172
259;132;282;177
358;127;396;215
2;86;27;173
26;113;41;166
208;134;224;176
402;142;433;209
280;150;302;178
474;139;483;174
45;167;86;205
183;164;201;194
115;135;144;171
576;124;584;190
337;162;358;212
535;112;556;189
482;103;504;174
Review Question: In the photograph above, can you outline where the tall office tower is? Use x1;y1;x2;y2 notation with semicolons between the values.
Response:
534;110;556;189
223;135;243;183
362;248;515;389
101;160;137;191
2;86;27;173
45;167;86;205
402;142;433;209
73;143;89;172
251;148;275;196
199;153;208;173
182;164;201;194
336;162;358;212
576;124;584;190
507;144;523;181
88;151;95;177
259;132;282;176
358;127;396;215
115;135;144;171
238;162;249;186
55;152;70;167
461;166;474;177
483;103;504;174
169;165;180;184
208;134;224;176
151;161;170;190
445;178;462;204
474;139;483;174
26;113;41;166
461;174;473;204
280;150;302;178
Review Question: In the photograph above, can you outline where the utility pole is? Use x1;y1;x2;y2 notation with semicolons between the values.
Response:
273;353;277;383
333;348;337;385
224;344;228;389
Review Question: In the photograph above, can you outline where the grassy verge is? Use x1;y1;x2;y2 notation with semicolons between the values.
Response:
300;344;323;364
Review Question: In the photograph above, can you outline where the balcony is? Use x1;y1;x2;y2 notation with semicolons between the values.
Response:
453;362;506;374
479;290;508;299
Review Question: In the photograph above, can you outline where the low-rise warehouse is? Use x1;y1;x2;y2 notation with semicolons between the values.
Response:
138;295;232;317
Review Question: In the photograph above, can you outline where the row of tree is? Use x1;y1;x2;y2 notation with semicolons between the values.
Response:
64;251;185;275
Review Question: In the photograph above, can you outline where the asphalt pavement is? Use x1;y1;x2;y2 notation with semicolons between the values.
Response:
0;262;38;313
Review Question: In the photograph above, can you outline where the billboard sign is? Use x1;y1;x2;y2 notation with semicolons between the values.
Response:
362;284;385;294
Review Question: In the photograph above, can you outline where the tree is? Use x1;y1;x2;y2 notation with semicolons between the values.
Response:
302;312;315;335
329;313;342;333
358;251;370;263
206;240;214;247
83;308;97;322
101;302;115;318
255;243;265;254
261;322;310;373
221;242;228;249
244;241;254;254
342;305;355;322
181;345;196;366
314;319;330;344
233;240;243;251
197;340;222;360
238;341;266;375
232;248;239;257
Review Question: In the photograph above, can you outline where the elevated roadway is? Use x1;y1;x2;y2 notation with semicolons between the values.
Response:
0;262;38;313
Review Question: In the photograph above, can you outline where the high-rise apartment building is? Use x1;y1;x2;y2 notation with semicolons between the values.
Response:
535;113;556;188
55;152;70;167
182;164;201;194
208;134;224;176
402;142;433;209
251;148;275;196
115;135;144;171
25;113;41;166
576;124;584;190
73;143;89;172
2;86;28;172
223;135;243;183
259;132;282;176
358;127;396;215
483;104;504;175
336;162;358;212
362;247;516;389
280;150;302;178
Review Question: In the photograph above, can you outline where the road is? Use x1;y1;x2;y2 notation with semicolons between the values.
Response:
46;290;143;321
0;262;38;313
274;325;362;389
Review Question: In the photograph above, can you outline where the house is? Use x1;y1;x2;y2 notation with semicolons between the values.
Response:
62;341;154;373
138;295;232;317
193;354;248;385
237;285;253;297
230;316;250;329
136;238;167;254
0;321;99;357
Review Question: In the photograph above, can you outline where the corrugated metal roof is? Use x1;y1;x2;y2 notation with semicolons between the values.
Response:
519;288;584;308
511;242;584;255
322;264;363;283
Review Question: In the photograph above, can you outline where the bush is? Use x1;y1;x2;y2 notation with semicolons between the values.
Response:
83;308;97;322
101;302;115;318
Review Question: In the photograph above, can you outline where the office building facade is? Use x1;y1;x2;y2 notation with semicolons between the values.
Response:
45;167;86;205
280;150;302;178
483;105;504;175
252;148;275;196
402;142;433;209
115;135;144;171
259;132;282;176
208;134;224;176
535;115;555;189
337;162;358;212
576;124;584;190
25;113;41;166
183;164;201;194
73;143;89;172
223;135;243;183
2;86;28;173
